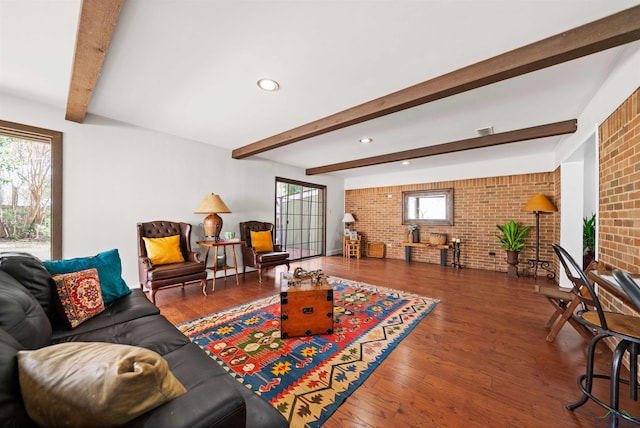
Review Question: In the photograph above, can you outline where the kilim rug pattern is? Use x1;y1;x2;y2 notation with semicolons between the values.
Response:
178;277;438;427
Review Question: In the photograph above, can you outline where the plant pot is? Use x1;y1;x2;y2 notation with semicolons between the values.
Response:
506;250;520;278
409;230;420;243
583;250;595;270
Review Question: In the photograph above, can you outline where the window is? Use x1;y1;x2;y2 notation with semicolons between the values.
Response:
403;188;453;226
0;120;62;260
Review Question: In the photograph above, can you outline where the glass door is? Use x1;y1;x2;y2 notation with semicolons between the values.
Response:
275;178;325;260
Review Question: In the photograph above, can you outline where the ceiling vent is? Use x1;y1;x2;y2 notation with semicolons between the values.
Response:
476;126;494;137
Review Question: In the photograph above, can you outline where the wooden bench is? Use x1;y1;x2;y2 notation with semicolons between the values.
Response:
401;242;451;266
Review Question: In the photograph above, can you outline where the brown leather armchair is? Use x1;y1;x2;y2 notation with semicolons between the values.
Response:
137;220;207;304
239;221;290;282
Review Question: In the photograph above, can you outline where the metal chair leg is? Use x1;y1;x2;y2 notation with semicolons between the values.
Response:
567;333;609;410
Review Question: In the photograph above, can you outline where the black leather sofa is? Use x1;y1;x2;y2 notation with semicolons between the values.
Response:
0;252;287;428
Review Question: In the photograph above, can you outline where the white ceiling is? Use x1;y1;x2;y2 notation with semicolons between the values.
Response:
1;0;639;178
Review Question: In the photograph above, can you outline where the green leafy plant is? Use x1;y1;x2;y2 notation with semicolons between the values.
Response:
583;213;596;254
496;220;532;252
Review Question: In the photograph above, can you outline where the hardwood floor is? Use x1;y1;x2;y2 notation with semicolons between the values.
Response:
156;256;637;427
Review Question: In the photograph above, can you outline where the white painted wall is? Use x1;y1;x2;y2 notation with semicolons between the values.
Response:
0;94;345;286
559;162;584;288
556;43;640;164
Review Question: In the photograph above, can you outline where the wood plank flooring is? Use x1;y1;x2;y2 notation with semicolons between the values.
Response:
156;256;638;427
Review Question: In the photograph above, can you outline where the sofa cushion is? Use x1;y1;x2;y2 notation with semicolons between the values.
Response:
250;230;274;252
18;342;187;428
0;328;33;428
55;314;191;358
0;271;51;349
0;252;55;319
52;268;105;328
142;235;185;265
51;289;160;341
145;261;205;281
43;249;131;303
124;342;247;428
256;251;289;263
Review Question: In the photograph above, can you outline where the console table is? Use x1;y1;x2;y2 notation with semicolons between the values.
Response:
197;240;244;286
401;242;452;267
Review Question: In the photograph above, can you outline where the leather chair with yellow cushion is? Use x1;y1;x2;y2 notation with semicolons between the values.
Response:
137;220;207;304
239;221;290;282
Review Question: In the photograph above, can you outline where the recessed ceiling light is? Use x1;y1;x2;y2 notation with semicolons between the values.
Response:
359;137;373;144
257;78;280;91
402;161;410;166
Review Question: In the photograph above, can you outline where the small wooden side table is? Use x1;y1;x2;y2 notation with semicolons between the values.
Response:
197;240;244;286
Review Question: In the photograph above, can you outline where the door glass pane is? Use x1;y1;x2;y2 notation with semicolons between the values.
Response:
275;178;325;261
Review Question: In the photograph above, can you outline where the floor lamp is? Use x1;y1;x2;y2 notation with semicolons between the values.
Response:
523;194;557;280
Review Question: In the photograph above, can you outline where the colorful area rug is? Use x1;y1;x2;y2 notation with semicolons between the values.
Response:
178;277;438;427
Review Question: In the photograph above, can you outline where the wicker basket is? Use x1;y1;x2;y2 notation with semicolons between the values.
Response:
367;242;385;258
429;233;448;246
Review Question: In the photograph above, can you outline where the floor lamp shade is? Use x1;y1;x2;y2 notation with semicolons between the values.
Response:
195;194;231;240
522;194;557;213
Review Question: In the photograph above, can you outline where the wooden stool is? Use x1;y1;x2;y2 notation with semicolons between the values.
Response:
346;240;361;259
343;234;361;259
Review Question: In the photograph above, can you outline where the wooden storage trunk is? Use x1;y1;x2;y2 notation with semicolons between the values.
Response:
280;282;333;338
367;242;385;258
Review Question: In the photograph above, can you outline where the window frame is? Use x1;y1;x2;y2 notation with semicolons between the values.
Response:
0;120;62;260
402;188;454;226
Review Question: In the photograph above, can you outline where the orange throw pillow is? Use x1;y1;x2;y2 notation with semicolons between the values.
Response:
142;235;185;265
250;230;274;252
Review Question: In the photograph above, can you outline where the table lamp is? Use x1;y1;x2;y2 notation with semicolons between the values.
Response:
342;213;356;233
523;194;557;280
195;194;231;241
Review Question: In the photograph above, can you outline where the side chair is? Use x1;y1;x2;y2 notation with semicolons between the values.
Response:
533;259;597;343
239;221;290;282
553;243;640;427
137;221;207;304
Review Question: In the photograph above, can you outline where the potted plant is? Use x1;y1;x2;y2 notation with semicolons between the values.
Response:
583;213;596;269
496;220;532;277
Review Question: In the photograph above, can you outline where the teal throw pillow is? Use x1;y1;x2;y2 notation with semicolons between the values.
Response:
43;249;131;303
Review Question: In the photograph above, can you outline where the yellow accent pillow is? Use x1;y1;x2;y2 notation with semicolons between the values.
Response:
142;235;185;265
250;230;274;252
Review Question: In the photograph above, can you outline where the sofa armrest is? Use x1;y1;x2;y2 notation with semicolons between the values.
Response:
273;244;283;252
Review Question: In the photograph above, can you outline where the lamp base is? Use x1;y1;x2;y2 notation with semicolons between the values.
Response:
203;213;223;241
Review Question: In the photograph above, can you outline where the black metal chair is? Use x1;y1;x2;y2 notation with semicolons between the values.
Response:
614;270;640;309
553;244;640;427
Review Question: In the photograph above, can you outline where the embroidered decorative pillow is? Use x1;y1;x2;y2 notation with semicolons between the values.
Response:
17;342;187;428
52;268;104;328
250;230;274;252
142;235;185;265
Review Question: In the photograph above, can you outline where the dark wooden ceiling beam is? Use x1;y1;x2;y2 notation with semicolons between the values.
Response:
65;0;124;123
232;5;640;159
305;119;577;175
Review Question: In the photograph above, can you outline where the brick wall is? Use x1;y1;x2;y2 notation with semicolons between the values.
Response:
598;87;640;272
345;171;560;274
593;87;640;362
